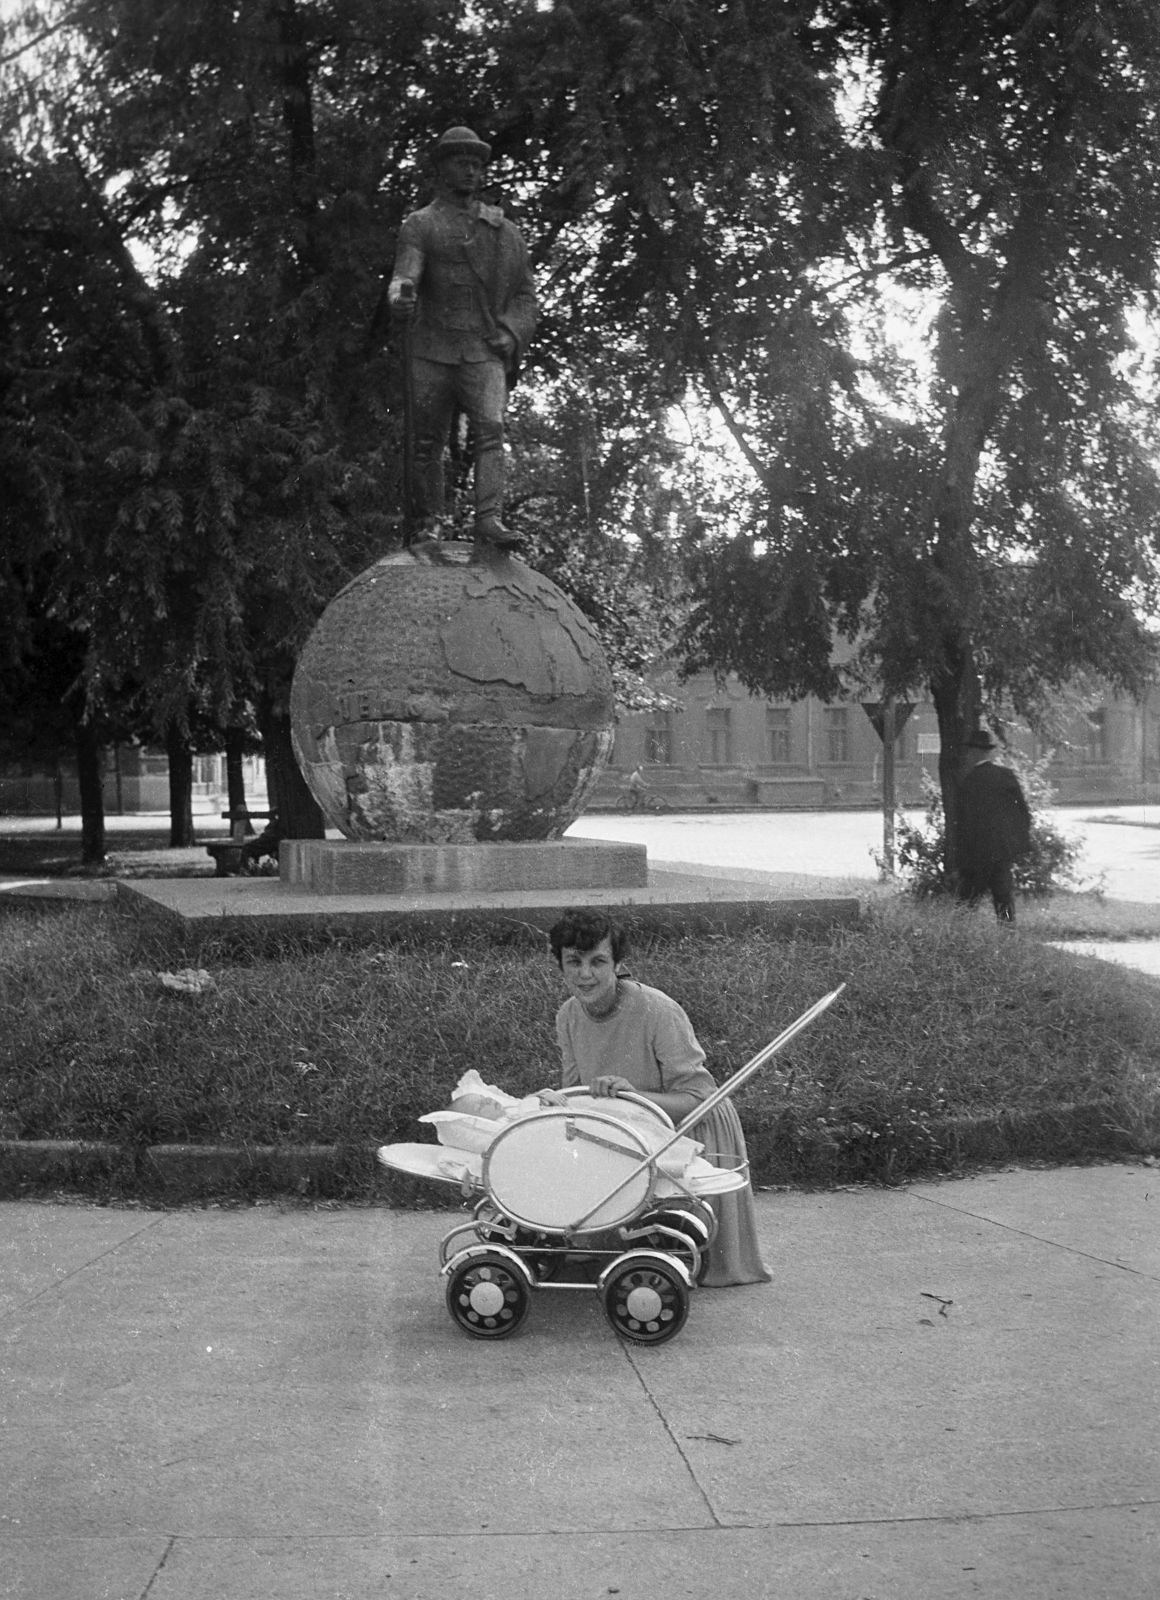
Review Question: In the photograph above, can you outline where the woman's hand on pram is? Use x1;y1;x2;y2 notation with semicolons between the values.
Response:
535;1088;570;1107
590;1075;637;1099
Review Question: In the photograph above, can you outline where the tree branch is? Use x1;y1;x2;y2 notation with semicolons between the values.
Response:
813;246;936;303
696;347;771;489
897;161;983;299
270;0;323;277
0;3;94;68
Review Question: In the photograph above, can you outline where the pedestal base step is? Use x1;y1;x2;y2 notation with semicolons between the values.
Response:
281;838;648;897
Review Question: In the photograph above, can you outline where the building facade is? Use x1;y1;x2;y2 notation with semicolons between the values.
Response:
590;673;1160;811
0;746;265;817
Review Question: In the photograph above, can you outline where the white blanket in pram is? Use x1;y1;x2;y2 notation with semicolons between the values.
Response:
417;1069;705;1184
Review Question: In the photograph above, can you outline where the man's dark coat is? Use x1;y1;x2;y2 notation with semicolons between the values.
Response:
957;761;1032;867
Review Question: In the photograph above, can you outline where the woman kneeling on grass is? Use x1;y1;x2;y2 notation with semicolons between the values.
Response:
542;908;770;1289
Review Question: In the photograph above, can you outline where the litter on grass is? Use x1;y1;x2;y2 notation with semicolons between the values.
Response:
157;968;214;995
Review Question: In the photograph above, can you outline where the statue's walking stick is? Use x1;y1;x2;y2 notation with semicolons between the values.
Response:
399;281;417;547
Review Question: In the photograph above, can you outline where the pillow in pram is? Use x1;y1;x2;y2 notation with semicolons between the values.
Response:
419;1110;502;1153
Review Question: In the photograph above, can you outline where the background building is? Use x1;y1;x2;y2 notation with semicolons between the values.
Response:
0;747;266;818
591;673;1160;811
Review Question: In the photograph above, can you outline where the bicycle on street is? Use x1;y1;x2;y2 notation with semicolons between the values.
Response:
614;790;672;814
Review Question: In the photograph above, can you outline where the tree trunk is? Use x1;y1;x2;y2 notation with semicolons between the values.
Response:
75;721;106;865
273;0;323;278
263;732;283;819
165;724;196;848
930;637;982;883
257;696;324;839
928;352;988;881
224;726;252;832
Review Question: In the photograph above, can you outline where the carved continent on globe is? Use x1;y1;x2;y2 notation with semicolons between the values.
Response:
289;551;616;843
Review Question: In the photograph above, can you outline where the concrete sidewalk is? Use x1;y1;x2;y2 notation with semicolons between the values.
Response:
3;1167;1158;1599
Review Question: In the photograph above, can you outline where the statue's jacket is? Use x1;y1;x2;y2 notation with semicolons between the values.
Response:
390;197;538;381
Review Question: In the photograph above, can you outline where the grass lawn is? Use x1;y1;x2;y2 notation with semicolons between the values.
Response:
0;823;229;880
2;896;1157;1199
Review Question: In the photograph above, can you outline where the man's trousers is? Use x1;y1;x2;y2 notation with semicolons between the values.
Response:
958;859;1017;921
411;356;507;528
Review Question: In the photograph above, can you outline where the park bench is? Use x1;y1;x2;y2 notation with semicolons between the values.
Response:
205;810;281;877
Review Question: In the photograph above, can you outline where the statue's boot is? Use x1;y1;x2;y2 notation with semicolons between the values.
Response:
473;515;522;551
473;428;522;551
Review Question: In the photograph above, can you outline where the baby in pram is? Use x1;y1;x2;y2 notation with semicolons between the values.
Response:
539;909;770;1289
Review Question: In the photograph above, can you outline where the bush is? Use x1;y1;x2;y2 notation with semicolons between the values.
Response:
891;751;1086;899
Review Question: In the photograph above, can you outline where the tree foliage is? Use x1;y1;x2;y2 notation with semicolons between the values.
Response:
671;1;1160;866
3;0;1160;873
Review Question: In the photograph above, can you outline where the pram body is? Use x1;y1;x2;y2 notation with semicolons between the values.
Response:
377;985;845;1345
377;1088;748;1344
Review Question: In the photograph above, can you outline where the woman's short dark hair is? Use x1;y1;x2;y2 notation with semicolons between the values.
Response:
548;909;628;967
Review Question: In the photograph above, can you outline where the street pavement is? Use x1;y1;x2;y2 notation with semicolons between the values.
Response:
569;803;1160;902
1053;941;1160;977
3;1166;1159;1599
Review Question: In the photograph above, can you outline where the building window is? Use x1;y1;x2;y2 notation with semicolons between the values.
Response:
766;706;791;763
645;712;673;765
705;707;732;765
824;707;849;763
1083;710;1108;763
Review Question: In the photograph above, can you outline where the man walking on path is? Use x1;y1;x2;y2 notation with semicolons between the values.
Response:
956;729;1032;921
389;126;538;553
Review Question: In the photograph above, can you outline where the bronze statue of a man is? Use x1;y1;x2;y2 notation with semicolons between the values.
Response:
389;126;538;552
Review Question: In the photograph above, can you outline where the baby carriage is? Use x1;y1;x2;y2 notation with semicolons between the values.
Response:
377;986;844;1346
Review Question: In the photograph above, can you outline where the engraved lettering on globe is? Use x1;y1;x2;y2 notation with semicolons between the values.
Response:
290;553;616;843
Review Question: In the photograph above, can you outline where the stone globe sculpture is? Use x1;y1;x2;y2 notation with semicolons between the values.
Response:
289;551;616;843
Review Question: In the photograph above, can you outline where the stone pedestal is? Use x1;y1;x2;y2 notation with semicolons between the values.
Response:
281;838;648;897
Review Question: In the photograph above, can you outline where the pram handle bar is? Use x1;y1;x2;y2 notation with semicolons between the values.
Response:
566;983;846;1235
566;1122;645;1158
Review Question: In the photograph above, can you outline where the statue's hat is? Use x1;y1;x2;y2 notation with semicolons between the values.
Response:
432;126;492;162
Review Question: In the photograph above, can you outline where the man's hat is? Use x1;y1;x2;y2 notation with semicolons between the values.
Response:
432;126;492;162
965;728;997;749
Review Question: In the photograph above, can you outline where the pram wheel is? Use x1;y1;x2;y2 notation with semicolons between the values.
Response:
602;1254;689;1345
632;1206;714;1286
445;1253;530;1339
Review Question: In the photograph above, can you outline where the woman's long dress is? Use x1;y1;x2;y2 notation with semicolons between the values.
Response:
557;981;771;1287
